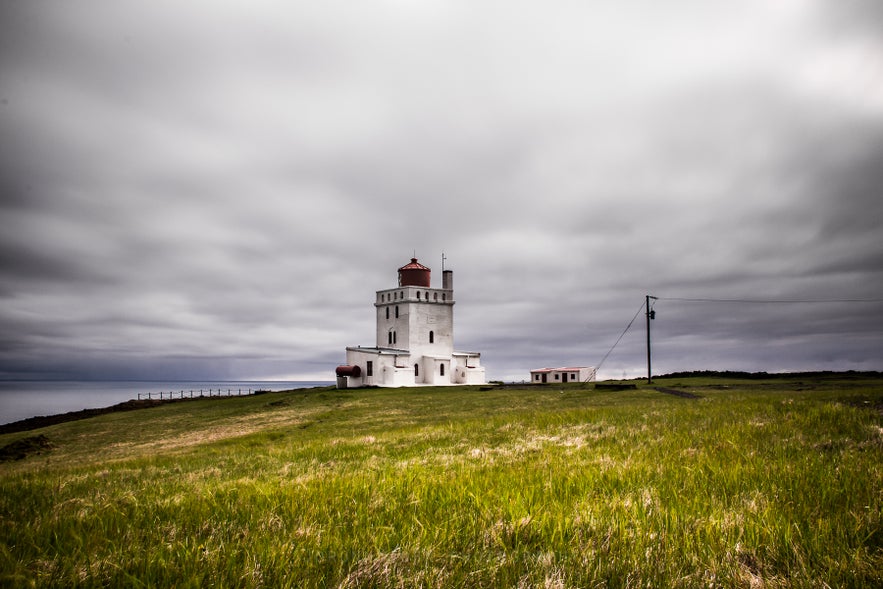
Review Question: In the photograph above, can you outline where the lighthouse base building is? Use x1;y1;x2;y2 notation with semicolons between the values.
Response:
336;257;486;388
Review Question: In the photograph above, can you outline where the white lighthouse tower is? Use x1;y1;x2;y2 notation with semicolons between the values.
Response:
336;257;486;387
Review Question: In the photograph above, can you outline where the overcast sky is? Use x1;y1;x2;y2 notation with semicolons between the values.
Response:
1;0;882;383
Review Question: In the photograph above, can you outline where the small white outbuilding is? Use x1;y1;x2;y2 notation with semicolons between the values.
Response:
530;366;596;384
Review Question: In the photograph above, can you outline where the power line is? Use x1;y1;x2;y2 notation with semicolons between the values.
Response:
660;297;883;304
596;300;645;372
593;295;883;376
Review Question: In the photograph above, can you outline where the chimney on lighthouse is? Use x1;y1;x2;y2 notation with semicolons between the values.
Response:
442;269;453;290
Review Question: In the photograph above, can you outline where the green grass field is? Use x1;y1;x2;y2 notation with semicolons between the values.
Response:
1;375;881;588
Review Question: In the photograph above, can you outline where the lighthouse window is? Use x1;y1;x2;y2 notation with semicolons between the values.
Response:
388;332;392;345
395;306;399;318
386;307;389;319
429;331;434;344
393;331;397;345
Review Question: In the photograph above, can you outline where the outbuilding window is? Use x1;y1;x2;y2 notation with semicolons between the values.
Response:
414;363;419;377
440;364;445;376
366;361;373;377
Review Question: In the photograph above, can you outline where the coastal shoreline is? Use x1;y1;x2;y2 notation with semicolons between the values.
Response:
0;392;279;435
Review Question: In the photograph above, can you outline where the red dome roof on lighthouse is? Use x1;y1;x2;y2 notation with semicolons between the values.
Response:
398;257;431;287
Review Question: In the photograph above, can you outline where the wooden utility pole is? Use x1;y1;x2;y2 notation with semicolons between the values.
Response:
646;295;657;383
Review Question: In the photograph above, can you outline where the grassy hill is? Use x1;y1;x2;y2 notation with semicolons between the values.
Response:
1;375;881;588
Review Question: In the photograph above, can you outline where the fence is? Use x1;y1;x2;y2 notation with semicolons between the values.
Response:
136;388;266;401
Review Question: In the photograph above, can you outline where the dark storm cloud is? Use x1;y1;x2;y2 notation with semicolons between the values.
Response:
0;0;881;382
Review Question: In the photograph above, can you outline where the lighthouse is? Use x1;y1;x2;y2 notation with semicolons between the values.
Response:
336;257;486;388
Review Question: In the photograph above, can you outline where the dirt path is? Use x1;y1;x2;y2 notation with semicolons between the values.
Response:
654;387;702;399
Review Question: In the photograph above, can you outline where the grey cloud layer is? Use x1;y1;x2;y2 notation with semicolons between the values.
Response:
1;0;881;381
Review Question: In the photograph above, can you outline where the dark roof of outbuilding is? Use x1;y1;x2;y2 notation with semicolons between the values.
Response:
530;366;591;373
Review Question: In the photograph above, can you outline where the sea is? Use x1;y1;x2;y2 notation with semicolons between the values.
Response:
0;380;333;426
